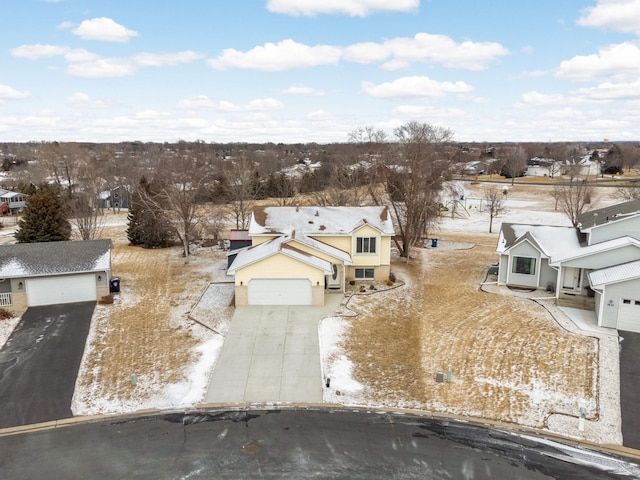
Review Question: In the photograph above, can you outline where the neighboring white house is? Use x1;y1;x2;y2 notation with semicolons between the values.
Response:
496;199;640;333
0;189;27;214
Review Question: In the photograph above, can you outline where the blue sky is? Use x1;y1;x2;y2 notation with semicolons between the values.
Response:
1;0;639;143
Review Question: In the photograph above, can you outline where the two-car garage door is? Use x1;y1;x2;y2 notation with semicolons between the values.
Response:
26;274;97;307
248;279;312;306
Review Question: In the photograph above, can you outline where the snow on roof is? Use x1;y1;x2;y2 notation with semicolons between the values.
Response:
497;223;581;259
550;236;640;265
250;206;394;236
577;199;640;231
227;234;333;274
589;259;640;289
0;239;112;278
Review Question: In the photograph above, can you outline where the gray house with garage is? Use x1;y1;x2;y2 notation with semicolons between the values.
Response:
496;199;640;333
0;239;113;312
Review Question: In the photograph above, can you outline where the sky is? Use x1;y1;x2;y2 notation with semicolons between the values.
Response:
1;0;640;144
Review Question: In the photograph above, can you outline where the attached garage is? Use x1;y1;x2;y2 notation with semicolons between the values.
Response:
0;239;113;311
26;274;97;307
248;279;312;306
618;298;640;333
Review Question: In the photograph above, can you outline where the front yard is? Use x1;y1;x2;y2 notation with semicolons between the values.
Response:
324;241;598;431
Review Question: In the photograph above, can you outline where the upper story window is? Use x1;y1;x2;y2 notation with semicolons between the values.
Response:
356;236;377;254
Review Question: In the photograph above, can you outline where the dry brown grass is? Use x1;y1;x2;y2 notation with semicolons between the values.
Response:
76;217;218;404
344;244;598;428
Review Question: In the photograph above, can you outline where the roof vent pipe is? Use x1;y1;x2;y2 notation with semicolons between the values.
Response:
315;210;319;216
593;212;598;226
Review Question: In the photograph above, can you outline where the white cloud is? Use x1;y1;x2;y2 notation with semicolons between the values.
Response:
209;33;507;72
133;51;204;67
266;0;419;17
10;43;70;59
57;21;74;29
577;0;640;34
67;58;135;78
66;92;108;108
10;44;101;63
71;17;138;43
344;33;509;70
361;76;474;98
283;85;325;96
0;84;30;100
556;42;640;82
519;91;567;107
307;110;329;120
177;95;284;111
209;39;341;71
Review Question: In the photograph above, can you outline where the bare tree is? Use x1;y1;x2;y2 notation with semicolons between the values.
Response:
149;142;216;257
224;155;260;230
69;195;104;240
484;186;506;233
553;180;595;227
35;142;89;198
372;121;453;259
501;145;527;185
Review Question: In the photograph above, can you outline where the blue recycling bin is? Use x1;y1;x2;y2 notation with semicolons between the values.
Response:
431;238;438;248
110;277;120;293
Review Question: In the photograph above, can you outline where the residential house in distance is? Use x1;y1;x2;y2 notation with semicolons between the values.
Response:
0;189;27;214
496;199;640;333
228;206;395;306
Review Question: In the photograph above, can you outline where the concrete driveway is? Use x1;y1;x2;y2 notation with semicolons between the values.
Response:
204;294;341;404
619;330;640;449
0;302;95;429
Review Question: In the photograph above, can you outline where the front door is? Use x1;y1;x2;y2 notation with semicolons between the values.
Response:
562;267;581;291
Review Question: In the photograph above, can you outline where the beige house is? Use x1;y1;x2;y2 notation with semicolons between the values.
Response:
228;206;395;306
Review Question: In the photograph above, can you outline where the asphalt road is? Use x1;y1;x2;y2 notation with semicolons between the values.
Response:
619;331;640;449
0;302;95;429
1;408;638;479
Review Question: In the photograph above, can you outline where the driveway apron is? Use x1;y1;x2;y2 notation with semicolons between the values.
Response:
204;295;341;404
619;331;640;449
0;302;95;429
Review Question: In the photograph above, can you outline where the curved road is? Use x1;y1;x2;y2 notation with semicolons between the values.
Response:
1;408;639;479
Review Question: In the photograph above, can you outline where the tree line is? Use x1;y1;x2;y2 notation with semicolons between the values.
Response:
4;130;639;257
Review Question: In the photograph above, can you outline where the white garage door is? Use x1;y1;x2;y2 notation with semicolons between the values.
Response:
248;279;312;306
618;298;640;333
26;274;97;307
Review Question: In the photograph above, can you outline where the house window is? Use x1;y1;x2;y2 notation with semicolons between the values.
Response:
512;256;536;275
356;237;377;254
355;268;375;279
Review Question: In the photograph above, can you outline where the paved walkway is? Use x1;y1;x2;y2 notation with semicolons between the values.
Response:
204;294;342;404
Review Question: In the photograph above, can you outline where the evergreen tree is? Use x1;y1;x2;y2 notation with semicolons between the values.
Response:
15;186;72;243
126;176;173;248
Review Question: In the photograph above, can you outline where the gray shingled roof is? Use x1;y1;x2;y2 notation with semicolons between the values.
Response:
0;239;112;278
577;199;640;230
